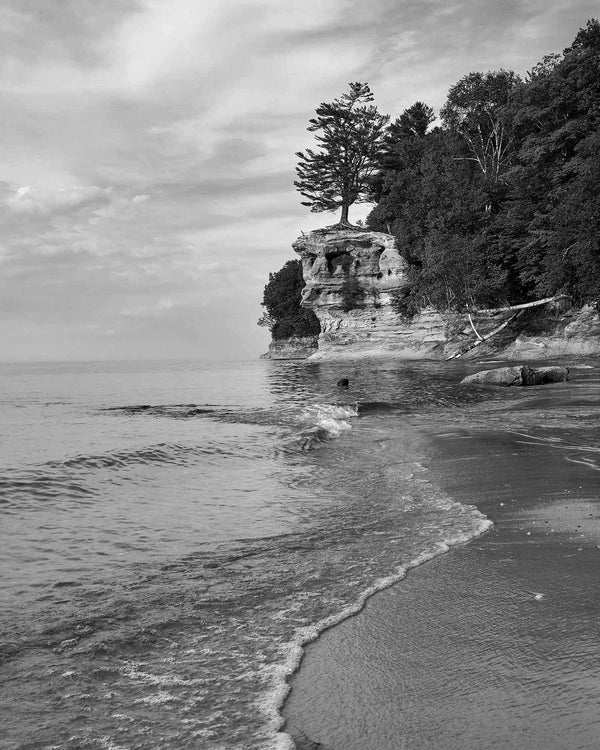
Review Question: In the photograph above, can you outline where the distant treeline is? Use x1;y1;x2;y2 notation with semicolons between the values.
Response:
260;19;600;337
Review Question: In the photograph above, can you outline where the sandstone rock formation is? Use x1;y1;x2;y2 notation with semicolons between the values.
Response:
261;226;600;361
292;228;452;359
501;305;600;358
293;228;405;306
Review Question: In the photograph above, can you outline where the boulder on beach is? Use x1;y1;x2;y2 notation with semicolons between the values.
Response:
461;365;569;386
521;365;569;385
462;366;524;386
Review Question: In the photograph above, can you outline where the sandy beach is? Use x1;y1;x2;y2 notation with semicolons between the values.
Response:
283;370;600;749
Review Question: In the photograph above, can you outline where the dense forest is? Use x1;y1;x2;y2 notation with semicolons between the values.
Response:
260;19;600;337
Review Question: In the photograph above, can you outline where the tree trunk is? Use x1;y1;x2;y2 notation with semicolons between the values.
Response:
338;202;350;226
469;294;571;314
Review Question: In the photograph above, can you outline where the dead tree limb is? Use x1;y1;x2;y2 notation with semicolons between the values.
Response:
468;294;570;315
446;311;523;360
467;313;484;340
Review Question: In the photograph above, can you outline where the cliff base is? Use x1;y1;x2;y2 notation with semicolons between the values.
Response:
260;336;319;360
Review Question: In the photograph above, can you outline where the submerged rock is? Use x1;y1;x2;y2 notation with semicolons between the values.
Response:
461;365;569;386
522;365;570;385
461;366;524;386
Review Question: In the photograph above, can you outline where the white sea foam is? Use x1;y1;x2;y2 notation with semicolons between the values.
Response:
302;403;358;438
118;664;203;686
565;457;600;471
303;403;358;421
133;691;176;705
253;504;493;750
95;736;130;750
281;402;360;451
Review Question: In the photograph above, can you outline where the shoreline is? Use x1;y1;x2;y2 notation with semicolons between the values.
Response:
282;391;600;749
304;339;600;362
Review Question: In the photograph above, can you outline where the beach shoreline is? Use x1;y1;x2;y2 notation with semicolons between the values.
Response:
282;392;600;749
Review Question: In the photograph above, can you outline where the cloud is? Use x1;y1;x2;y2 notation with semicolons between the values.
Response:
0;6;31;35
132;193;151;204
6;184;111;215
0;0;597;360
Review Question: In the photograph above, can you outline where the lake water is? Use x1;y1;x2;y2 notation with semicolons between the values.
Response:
1;357;573;749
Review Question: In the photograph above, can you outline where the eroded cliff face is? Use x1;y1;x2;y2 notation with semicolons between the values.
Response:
260;335;319;360
501;305;600;358
292;228;452;358
291;227;600;360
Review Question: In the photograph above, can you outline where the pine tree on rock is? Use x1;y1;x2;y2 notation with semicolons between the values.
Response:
294;82;389;228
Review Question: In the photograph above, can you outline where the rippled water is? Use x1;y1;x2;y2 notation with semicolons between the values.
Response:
0;358;529;749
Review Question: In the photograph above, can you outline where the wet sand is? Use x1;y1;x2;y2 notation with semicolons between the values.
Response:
283;411;600;749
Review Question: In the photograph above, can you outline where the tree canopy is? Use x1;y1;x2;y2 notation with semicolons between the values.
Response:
368;18;600;312
294;82;389;227
263;19;600;342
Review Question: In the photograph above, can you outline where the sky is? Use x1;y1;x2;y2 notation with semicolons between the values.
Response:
0;0;598;362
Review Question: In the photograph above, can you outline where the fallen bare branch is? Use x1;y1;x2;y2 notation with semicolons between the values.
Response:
446;311;522;360
468;294;570;315
467;313;484;340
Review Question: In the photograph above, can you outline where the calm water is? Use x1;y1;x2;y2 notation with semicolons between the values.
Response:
0;357;573;749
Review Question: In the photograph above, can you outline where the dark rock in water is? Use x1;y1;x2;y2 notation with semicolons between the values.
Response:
461;365;569;386
522;365;569;385
337;378;350;387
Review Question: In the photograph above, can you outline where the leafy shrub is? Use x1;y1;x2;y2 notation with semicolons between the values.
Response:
340;277;365;312
390;287;420;320
260;260;321;340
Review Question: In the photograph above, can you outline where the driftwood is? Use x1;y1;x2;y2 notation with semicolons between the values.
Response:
467;294;571;315
446;294;571;360
467;313;484;340
447;312;521;359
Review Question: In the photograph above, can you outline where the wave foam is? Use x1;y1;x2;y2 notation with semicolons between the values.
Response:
304;403;358;437
257;508;493;749
280;403;358;452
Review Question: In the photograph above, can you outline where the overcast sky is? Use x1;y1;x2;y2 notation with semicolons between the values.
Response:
0;0;597;361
